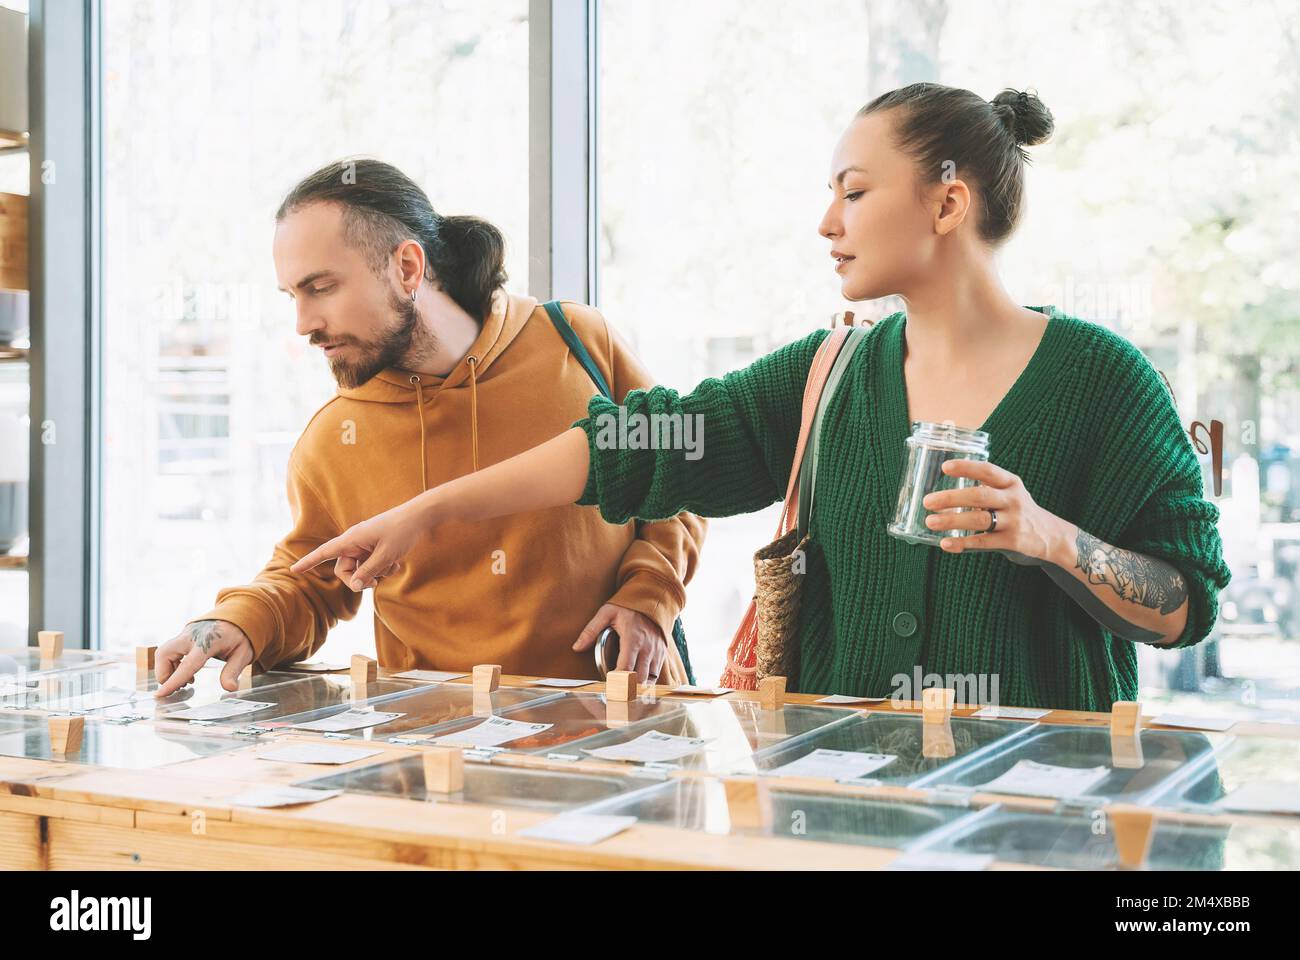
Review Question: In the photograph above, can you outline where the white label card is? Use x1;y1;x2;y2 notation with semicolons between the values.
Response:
978;759;1110;799
1151;714;1235;732
394;670;468;682
286;661;348;672
581;730;711;763
971;705;1051;720
670;685;731;696
167;699;275;722
291;709;405;732
1216;781;1300;816
816;694;888;704
229;786;343;808
430;715;553;748
257;743;384;765
530;678;597;688
763;749;896;780
56;688;148;712
518;814;637;846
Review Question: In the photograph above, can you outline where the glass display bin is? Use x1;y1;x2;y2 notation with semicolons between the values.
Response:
551;697;860;772
906;802;1300;870
919;723;1226;803
0;646;114;682
292;752;651;811
571;775;976;847
95;673;422;727
0;711;243;768
402;691;688;753
271;682;562;740
0;660;304;713
752;711;1036;786
1144;734;1300;817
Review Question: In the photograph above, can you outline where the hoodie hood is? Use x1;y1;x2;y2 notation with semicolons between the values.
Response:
334;289;539;489
335;289;539;403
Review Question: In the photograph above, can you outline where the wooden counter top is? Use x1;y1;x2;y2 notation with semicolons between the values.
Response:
0;659;1296;870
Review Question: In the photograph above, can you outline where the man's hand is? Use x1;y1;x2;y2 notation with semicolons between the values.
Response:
154;620;255;698
573;603;668;685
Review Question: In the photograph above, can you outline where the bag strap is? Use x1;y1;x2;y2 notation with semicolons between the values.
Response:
542;300;614;400
797;326;867;539
720;326;855;688
772;327;853;540
544;299;695;683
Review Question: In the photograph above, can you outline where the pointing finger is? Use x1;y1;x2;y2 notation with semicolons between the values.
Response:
290;535;353;574
154;643;211;698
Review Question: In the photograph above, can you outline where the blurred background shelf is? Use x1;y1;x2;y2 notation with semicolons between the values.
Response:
0;553;26;569
0;343;27;362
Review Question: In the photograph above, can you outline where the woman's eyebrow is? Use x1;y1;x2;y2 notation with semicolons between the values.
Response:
828;165;869;189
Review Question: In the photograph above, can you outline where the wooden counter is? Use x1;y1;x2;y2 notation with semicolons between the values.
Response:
1;662;1296;871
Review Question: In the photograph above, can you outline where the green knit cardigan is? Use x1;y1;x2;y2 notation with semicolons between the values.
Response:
573;307;1232;711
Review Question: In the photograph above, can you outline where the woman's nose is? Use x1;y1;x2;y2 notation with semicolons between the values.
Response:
818;204;840;240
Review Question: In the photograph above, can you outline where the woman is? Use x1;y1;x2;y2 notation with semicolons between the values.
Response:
291;83;1231;711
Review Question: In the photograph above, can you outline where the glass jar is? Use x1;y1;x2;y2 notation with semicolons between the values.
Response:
887;421;991;547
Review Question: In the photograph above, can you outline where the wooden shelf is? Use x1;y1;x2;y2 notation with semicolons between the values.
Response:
0;553;27;570
0;343;27;362
0;191;28;291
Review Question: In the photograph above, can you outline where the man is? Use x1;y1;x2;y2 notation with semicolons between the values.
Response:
154;159;706;697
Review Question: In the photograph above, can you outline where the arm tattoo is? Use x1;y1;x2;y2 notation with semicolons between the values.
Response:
184;620;222;654
1041;564;1168;644
1074;530;1189;615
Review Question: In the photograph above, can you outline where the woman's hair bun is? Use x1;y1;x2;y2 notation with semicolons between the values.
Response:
990;88;1054;147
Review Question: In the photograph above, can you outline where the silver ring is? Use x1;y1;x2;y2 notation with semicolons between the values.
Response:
986;509;998;532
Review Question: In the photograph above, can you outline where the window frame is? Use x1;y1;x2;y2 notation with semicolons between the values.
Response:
30;0;598;648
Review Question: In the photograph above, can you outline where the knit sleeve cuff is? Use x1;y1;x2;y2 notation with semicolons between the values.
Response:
1158;566;1221;651
1117;487;1232;651
571;393;621;509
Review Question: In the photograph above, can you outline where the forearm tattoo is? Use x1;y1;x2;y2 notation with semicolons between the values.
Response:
1074;530;1189;615
1042;564;1167;644
185;620;223;654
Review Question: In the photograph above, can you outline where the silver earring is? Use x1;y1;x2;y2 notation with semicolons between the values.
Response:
410;287;418;303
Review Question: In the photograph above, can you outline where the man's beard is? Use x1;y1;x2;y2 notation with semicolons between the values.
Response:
321;289;436;389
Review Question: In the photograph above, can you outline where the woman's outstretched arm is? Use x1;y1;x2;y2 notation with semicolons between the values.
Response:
290;427;591;588
430;426;591;523
292;328;833;590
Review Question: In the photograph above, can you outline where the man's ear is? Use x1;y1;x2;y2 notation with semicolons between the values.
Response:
394;238;427;292
933;178;972;236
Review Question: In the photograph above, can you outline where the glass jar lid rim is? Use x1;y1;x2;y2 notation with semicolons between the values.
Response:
910;419;990;442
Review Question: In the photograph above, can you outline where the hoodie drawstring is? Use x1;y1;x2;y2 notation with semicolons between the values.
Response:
467;355;479;472
410;356;479;491
409;374;428;492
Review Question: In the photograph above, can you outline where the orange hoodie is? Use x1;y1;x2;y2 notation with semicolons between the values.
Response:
191;292;707;681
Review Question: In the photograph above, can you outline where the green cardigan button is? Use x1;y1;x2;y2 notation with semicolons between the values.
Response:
892;611;918;637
